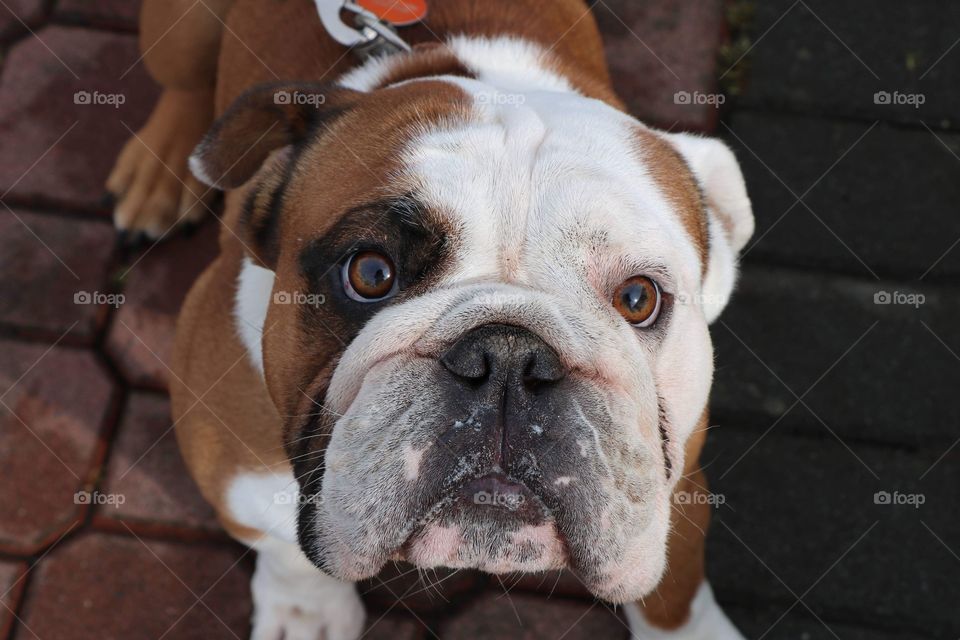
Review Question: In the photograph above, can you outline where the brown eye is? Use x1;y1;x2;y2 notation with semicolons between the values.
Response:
613;276;662;327
343;250;396;301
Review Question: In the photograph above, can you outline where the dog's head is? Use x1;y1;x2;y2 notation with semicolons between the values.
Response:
191;63;752;602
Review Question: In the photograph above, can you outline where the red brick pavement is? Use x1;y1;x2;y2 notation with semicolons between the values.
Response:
0;1;728;637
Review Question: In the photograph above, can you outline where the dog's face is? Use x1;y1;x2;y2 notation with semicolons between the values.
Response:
192;72;752;602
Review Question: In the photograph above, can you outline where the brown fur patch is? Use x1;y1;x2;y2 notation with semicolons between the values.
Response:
634;127;709;270
640;408;711;629
261;79;472;426
173;80;475;512
372;45;476;88
216;0;622;111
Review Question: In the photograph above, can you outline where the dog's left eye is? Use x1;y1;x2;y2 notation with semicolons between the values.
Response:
342;250;397;301
613;276;662;327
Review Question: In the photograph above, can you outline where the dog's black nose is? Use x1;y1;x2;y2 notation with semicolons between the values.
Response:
440;324;566;390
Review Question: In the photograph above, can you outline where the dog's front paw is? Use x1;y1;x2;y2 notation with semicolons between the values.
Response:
250;541;365;640
105;88;215;240
623;581;745;640
250;586;365;640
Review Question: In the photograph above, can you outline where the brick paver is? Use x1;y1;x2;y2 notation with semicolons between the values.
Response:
441;591;629;639
596;0;726;132
19;532;253;640
0;340;114;555
738;0;960;126
0;560;27;640
0;0;44;43
0;26;157;212
712;265;960;446
106;221;218;389
725;603;928;640
706;429;960;638
0;209;115;342
361;564;483;614
504;570;593;600
54;0;141;32
723;111;960;280
363;614;428;640
97;392;221;535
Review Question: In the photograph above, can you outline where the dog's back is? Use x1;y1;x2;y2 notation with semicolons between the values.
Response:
215;0;613;112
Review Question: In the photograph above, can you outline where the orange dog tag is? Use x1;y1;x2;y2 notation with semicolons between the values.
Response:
356;0;427;26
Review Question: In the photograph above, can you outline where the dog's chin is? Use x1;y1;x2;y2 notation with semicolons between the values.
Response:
305;477;668;604
399;520;568;573
397;481;569;575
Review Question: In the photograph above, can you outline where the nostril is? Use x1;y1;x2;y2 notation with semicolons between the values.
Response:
441;341;490;382
522;352;566;391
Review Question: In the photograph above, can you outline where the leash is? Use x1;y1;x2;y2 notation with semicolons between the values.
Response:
314;0;427;59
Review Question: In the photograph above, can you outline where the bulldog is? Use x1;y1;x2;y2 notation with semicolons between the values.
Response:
106;1;754;638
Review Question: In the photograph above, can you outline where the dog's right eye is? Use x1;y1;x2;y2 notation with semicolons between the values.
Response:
342;250;397;302
613;276;662;327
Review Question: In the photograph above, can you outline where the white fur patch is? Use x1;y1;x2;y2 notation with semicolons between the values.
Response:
225;470;299;544
338;35;573;95
235;257;275;376
623;581;745;639
402;441;430;481
446;35;574;94
250;534;365;640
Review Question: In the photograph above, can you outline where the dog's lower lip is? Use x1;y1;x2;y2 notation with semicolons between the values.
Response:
456;471;542;516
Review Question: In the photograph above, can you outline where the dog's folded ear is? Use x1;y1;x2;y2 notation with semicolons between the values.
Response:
189;82;362;190
663;133;754;323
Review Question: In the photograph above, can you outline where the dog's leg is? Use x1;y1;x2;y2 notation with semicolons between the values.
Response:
623;423;745;639
105;0;234;238
245;533;366;640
